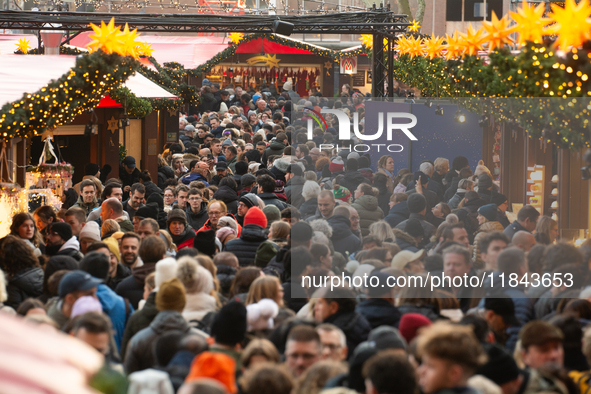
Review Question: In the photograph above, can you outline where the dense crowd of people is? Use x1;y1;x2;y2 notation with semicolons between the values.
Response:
1;84;590;394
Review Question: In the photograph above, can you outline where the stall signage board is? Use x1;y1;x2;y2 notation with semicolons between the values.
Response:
340;57;357;74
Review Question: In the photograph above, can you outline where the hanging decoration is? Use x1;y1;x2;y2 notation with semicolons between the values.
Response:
245;54;281;67
387;0;591;149
16;38;31;54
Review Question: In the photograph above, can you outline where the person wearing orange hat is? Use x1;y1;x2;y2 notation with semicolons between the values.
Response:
185;352;237;393
223;207;268;267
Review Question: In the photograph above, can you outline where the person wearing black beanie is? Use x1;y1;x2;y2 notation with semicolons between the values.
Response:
394;194;435;248
210;301;247;370
193;229;217;258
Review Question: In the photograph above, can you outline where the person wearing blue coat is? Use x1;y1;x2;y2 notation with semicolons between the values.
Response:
327;211;362;258
384;197;410;229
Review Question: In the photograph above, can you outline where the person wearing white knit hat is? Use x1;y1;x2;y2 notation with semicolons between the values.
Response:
154;257;178;291
78;221;101;255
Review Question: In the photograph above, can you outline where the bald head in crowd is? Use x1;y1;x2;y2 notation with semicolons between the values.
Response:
512;231;536;252
100;197;124;222
333;205;351;219
317;190;335;219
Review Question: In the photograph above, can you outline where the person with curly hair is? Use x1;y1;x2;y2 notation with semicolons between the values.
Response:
10;212;44;256
0;235;43;309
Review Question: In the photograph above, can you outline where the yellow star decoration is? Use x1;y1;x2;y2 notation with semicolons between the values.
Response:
87;18;124;55
482;11;514;52
120;23;141;59
137;42;154;57
509;0;549;46
547;0;591;51
395;35;411;55
229;33;244;44
459;23;485;57
106;116;119;134
16;38;31;54
406;36;426;58
409;20;421;33
444;32;464;60
424;35;444;59
360;34;373;50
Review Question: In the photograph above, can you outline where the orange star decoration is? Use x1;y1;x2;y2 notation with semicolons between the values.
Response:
16;38;31;54
406;36;426;58
547;0;591;51
137;42;154;57
424;35;444;59
229;33;244;44
87;18;125;55
120;23;141;59
444;32;464;60
482;11;514;51
409;20;421;33
459;23;485;57
509;0;549;46
360;34;373;50
395;35;411;55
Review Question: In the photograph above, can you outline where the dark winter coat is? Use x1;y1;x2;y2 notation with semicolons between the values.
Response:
180;172;209;186
106;264;131;291
158;165;175;189
443;175;462;203
395;213;435;247
447;191;467;210
197;92;217;113
262;140;286;166
339;172;370;197
392;228;420;252
373;177;391;215
327;215;362;258
142;181;163;200
285;176;306;208
264;245;289;280
282;278;308;313
324;310;372;359
121;292;158;360
257;192;289;211
55;246;84;262
186;203;208;232
480;273;535;326
119;166;141;199
124;310;194;374
384;201;410;229
212;185;239;215
356;298;401;329
171;228;197;250
299;198;318;220
397;304;442;322
223;224;267;267
5;266;44;309
351;195;384;237
115;262;156;310
504;220;530;240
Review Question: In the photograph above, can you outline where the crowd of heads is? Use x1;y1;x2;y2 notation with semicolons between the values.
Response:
0;88;589;394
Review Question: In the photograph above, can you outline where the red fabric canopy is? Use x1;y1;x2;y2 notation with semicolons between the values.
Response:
236;37;315;54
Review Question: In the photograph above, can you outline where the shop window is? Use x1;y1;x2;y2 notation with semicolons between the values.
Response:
446;0;503;22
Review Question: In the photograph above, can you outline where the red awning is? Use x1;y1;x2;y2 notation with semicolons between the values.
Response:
236;37;316;55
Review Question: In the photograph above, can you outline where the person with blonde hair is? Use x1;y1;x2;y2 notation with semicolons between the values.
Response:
246;276;284;307
241;338;281;371
377;155;395;193
535;216;559;245
268;221;290;247
176;256;217;322
294;360;348;394
101;219;121;239
368;221;395;243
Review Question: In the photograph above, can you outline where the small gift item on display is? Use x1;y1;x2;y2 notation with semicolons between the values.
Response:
551;175;559;182
551;188;559;196
551;201;558;209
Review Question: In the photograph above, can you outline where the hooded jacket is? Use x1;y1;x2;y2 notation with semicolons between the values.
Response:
395;213;436;248
299;198;318;220
121;292;158;360
158;165;175;189
180;171;209;186
262;140;286;166
223;224;268;267
285;176;306;208
447;189;468;210
384;201;410;228
212;185;239;215
392;228;420;252
324;310;372;359
96;284;133;352
351;195;384;237
356;298;402;329
55;237;84;261
327;215;362;257
115;262;156;310
124;310;194;374
339;172;370;197
5;266;44;309
503;220;529;240
186;203;208;232
197;91;217;113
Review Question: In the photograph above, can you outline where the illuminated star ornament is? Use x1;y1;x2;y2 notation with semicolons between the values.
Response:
16;38;31;54
424;35;444;59
395;35;411;55
547;0;591;51
482;11;514;51
444;32;464;60
409;20;421;33
120;23;141;59
137;42;154;57
229;33;244;44
360;34;373;50
406;36;426;58
87;18;124;55
509;0;549;46
460;23;485;57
